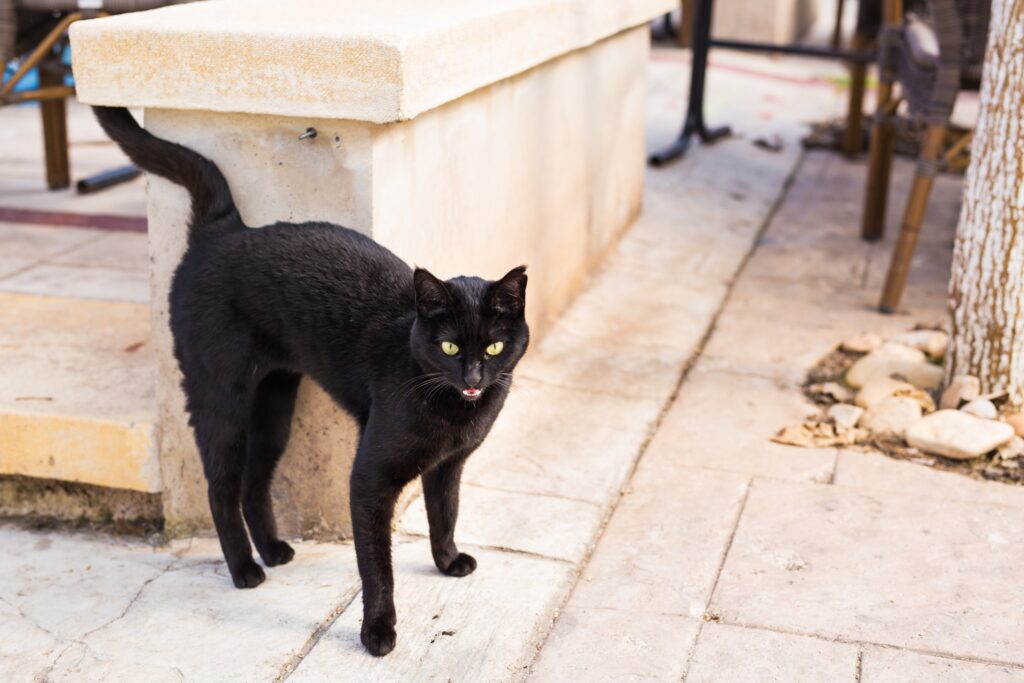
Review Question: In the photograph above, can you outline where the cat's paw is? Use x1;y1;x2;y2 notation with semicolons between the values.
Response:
440;552;477;577
230;560;266;589
260;540;295;567
361;617;397;657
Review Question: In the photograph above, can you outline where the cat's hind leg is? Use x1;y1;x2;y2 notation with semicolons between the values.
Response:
243;370;302;567
192;402;265;589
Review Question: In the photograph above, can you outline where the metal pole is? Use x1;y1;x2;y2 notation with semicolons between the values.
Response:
649;0;731;166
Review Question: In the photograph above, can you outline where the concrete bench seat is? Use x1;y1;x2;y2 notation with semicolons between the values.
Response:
69;0;673;536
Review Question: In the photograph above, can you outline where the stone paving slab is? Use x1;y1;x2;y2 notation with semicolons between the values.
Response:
289;539;574;682
0;596;61;682
0;253;37;280
861;647;1024;682
0;293;156;491
0;222;149;306
699;293;904;386
563;466;749;617
0;222;149;305
0;223;105;285
0;528;173;635
529;608;697;682
0;262;149;304
49;537;361;683
697;149;960;386
0;530;364;682
517;328;691;400
711;479;1024;666
642;365;838;482
399;481;601;563
529;465;748;681
0;527;176;681
49;231;150;271
458;377;663;504
685;622;859;683
834;450;1024;509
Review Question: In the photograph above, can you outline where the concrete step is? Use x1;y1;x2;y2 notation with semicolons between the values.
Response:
0;292;159;493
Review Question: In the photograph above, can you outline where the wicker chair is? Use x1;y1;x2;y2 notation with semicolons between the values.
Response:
1;0;189;190
859;0;990;312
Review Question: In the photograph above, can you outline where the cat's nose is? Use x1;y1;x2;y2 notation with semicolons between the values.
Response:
464;363;482;387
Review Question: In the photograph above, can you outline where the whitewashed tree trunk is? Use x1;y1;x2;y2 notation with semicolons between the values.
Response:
946;0;1024;410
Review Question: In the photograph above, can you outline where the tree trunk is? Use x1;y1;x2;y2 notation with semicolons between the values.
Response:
946;0;1024;410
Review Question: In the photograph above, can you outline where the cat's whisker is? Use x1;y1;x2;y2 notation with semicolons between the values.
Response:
423;377;454;404
391;371;442;395
389;372;445;403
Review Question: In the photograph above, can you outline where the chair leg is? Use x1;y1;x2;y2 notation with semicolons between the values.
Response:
842;33;868;155
39;56;70;190
860;95;896;241
878;124;946;313
861;0;904;241
677;0;695;48
832;0;847;49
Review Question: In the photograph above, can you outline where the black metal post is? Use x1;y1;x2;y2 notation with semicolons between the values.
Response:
649;0;730;166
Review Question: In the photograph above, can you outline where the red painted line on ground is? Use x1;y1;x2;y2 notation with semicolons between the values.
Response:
651;49;840;88
0;206;147;232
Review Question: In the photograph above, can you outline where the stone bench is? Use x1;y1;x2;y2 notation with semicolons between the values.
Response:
70;0;673;537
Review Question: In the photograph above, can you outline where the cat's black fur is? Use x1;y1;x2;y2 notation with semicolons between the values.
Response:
93;106;529;657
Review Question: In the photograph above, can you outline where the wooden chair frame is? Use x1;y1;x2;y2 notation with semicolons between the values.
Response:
860;0;964;313
1;10;106;189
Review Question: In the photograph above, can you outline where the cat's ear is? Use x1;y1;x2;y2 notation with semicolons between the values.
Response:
414;268;452;318
488;266;527;315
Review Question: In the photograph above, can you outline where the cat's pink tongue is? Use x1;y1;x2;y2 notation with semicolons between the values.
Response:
462;387;481;397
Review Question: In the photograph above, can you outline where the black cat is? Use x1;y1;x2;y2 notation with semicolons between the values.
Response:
93;107;529;657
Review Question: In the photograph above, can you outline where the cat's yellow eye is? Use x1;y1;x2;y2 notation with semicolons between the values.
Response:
441;341;460;356
486;341;505;356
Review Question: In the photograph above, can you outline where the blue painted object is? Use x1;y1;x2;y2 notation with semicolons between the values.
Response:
2;43;75;95
2;64;40;92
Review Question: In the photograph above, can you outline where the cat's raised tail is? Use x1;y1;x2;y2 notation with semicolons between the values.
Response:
92;106;239;244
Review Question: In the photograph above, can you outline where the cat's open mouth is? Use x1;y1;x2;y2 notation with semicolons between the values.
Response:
461;387;482;401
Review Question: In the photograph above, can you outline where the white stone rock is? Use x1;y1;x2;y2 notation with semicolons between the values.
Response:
840;332;882;354
897;363;945;391
960;398;998;420
905;410;1015;460
854;377;916;409
858;396;922;439
845;353;943;390
997;436;1024;462
808;382;853;404
940;375;981;410
827;404;864;430
886;330;948;359
874;342;927;363
1003;412;1024;438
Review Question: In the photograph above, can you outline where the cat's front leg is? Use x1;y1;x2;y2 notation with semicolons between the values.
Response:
422;456;476;577
350;449;402;657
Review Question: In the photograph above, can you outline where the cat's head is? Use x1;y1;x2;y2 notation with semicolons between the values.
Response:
410;266;529;402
